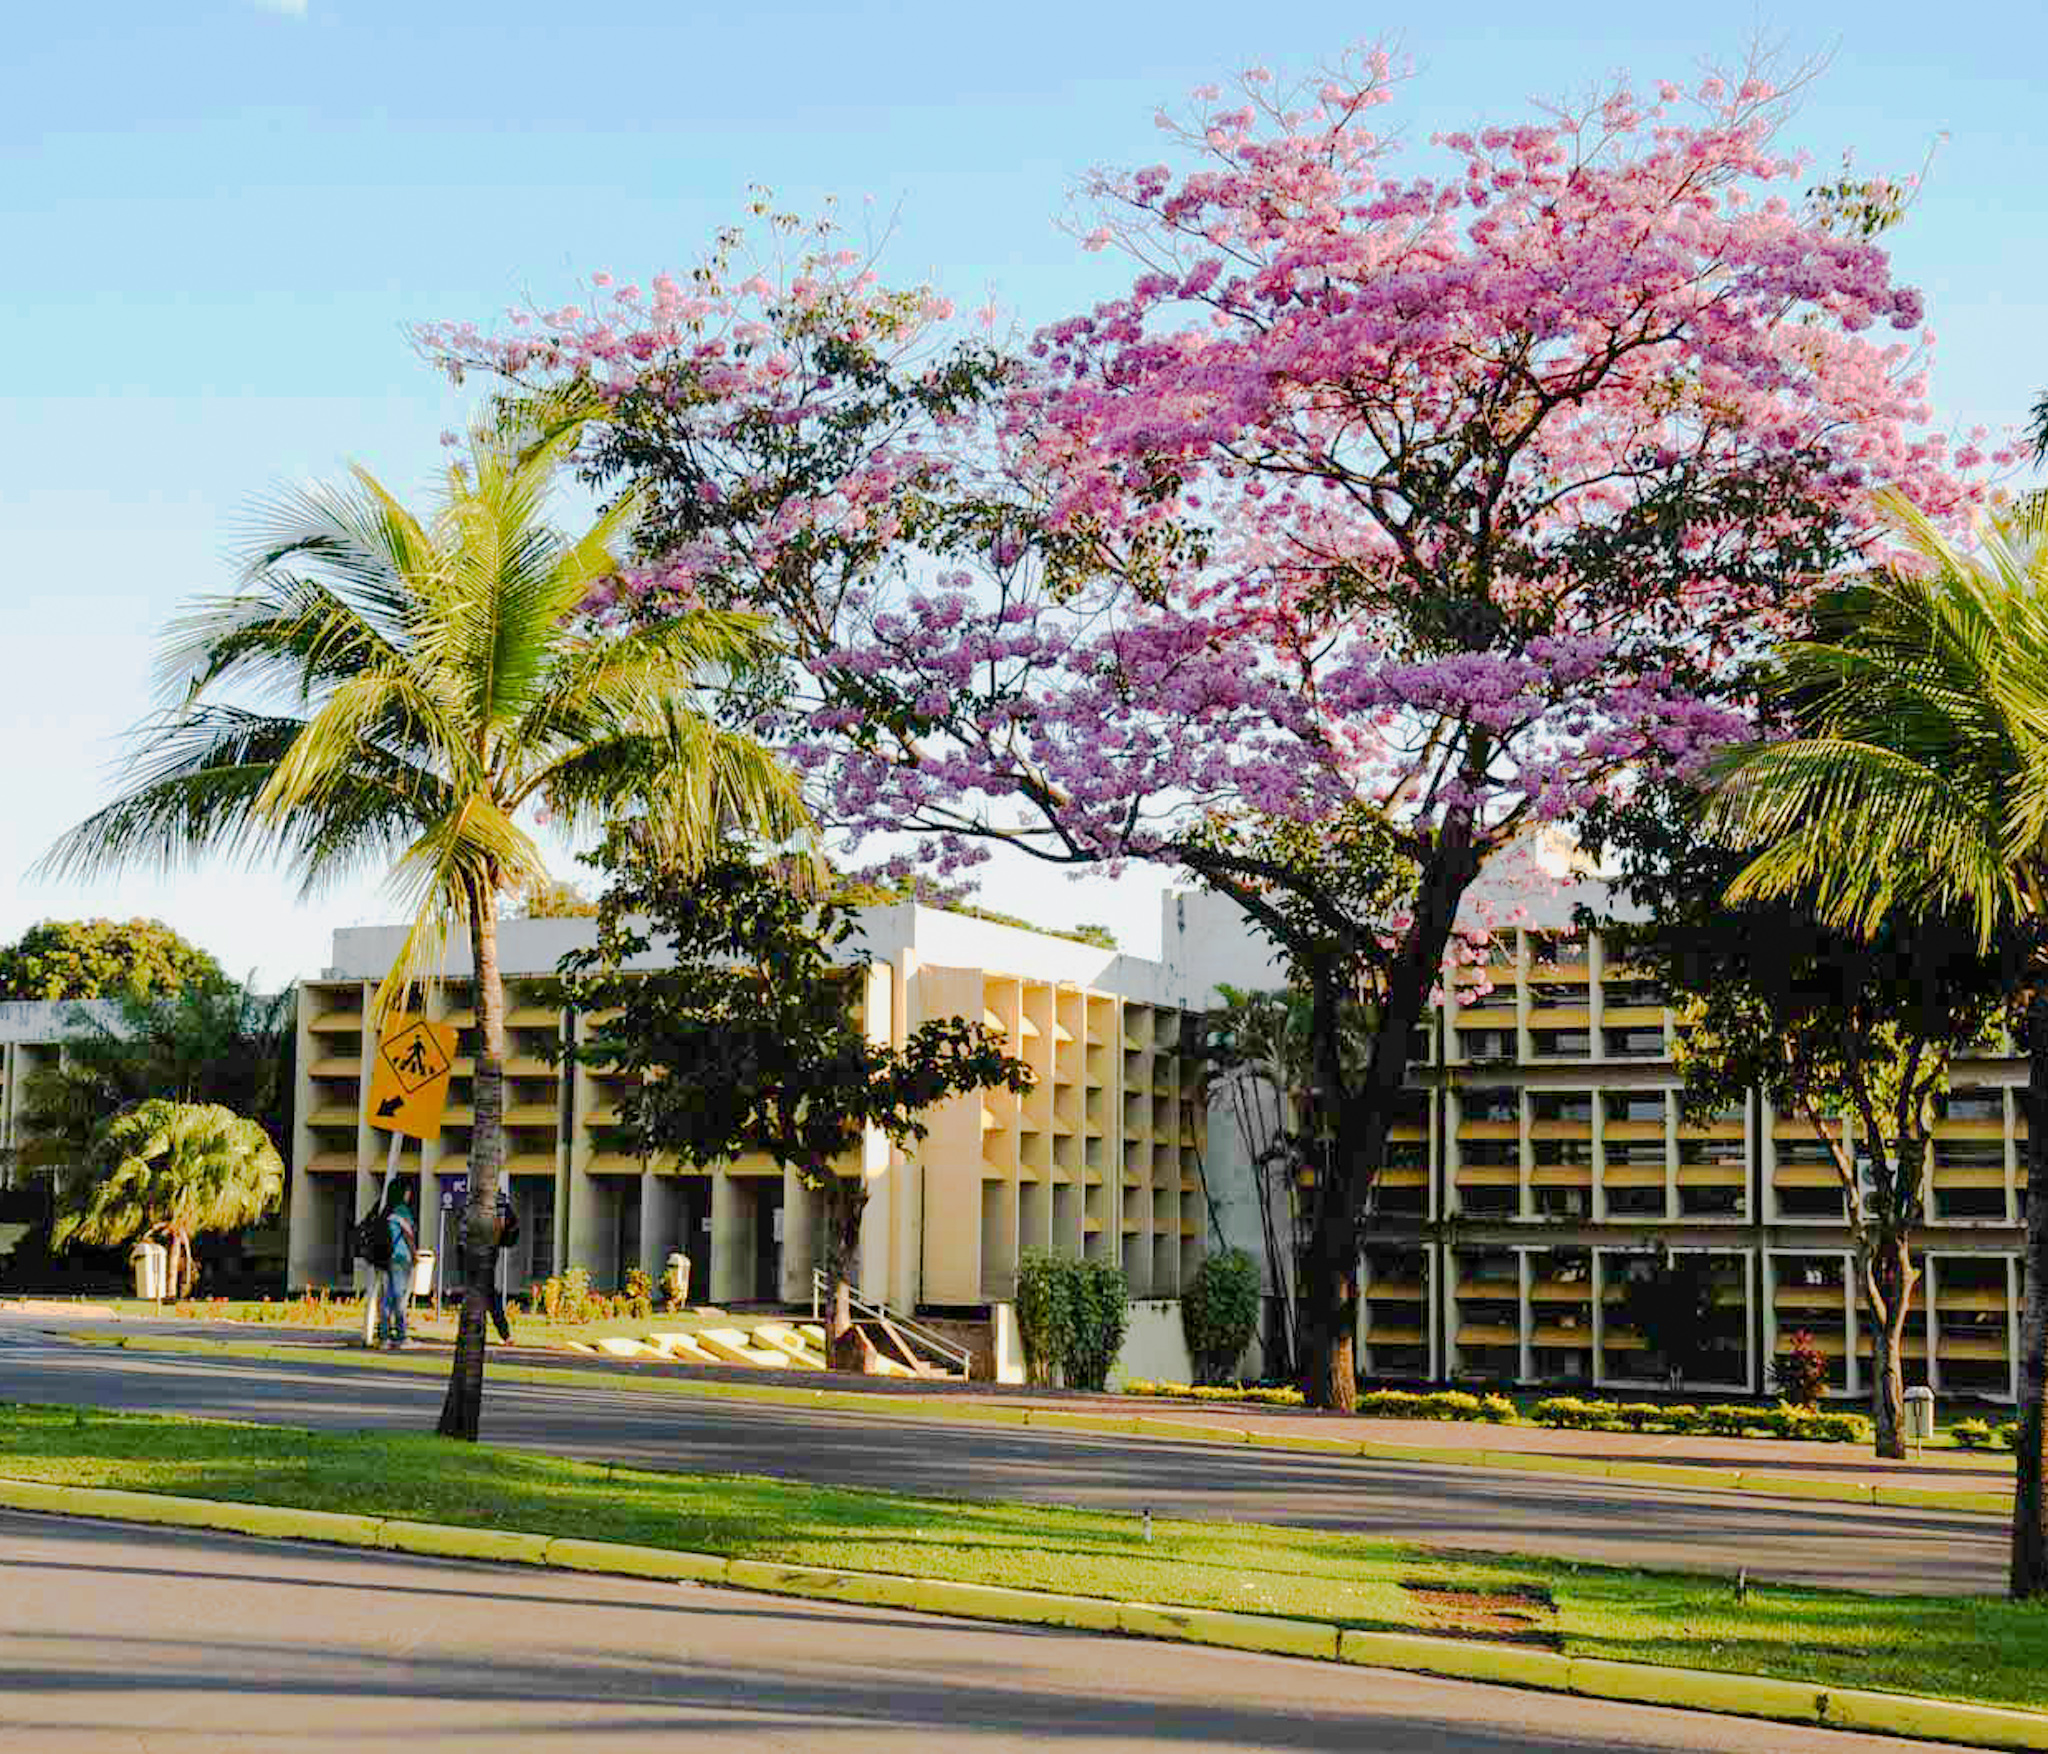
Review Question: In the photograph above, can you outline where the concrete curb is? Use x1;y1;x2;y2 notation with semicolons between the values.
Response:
63;1330;2017;1519
0;1473;2042;1750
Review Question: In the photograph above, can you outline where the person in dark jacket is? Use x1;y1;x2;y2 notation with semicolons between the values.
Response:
458;1188;519;1343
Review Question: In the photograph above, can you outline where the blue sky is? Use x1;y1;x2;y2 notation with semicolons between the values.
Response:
4;0;2042;983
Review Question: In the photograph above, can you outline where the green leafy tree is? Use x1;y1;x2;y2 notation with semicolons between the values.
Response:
53;1098;283;1296
38;418;803;1441
1588;784;2003;1456
0;919;223;1001
1014;1249;1076;1386
563;843;1032;1366
4;980;297;1283
1700;493;2048;1594
1612;1253;1724;1391
1181;1247;1261;1386
12;981;295;1172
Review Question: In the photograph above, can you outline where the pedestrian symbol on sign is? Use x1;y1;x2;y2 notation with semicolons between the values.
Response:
367;1015;459;1140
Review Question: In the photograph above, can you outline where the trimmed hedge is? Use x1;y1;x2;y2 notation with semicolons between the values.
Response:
1123;1380;1870;1444
1125;1380;1306;1406
1122;1382;1514;1420
1530;1395;1866;1444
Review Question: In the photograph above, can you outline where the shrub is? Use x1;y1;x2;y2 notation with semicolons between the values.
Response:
1124;1380;1306;1406
1998;1420;2021;1450
623;1267;654;1320
1065;1258;1131;1392
560;1265;592;1323
1014;1249;1077;1386
1769;1331;1831;1408
1180;1248;1261;1385
1953;1417;1996;1450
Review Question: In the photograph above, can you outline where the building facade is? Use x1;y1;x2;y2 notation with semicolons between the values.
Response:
287;906;1210;1315
284;865;2032;1403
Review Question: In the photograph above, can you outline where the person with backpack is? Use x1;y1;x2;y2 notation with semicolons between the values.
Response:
456;1187;519;1344
376;1186;418;1350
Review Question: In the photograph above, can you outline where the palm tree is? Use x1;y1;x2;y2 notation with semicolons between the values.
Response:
55;1099;283;1297
1700;491;2048;1598
40;418;806;1439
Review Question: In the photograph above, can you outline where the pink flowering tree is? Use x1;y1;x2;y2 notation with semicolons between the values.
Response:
430;54;1983;1408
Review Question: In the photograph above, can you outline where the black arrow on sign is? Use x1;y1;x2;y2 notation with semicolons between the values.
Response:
375;1095;404;1119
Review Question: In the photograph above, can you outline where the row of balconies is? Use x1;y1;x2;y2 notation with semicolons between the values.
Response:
1360;1244;2025;1401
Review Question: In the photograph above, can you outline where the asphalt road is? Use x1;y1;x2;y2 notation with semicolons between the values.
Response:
0;1317;2007;1595
0;1510;1949;1753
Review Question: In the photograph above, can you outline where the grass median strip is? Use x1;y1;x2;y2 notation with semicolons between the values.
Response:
0;1400;2043;1720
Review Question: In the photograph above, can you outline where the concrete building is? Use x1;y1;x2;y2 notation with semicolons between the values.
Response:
0;1000;125;1185
287;906;1211;1315
285;858;2033;1403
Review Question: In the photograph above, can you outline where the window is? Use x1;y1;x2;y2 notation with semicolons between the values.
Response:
1457;1182;1518;1216
1938;1091;2006;1124
1529;934;1589;969
1677;1183;1745;1219
1533;1139;1594;1167
1530;1029;1591;1057
1457;1140;1518;1167
1531;1092;1593;1125
1605;1093;1668;1125
1458;1087;1518;1125
1776;1184;1846;1220
1458;1028;1517;1062
1602;980;1667;1010
1601;1027;1666;1059
1934;1185;2007;1223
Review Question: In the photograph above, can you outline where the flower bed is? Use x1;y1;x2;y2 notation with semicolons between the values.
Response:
1530;1395;1865;1444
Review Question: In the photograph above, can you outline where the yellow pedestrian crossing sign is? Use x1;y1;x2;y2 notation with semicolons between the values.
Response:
368;1015;458;1140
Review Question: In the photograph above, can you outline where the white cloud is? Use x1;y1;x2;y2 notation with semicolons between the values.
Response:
249;0;310;16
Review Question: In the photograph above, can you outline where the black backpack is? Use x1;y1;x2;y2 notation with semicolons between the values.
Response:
353;1209;393;1270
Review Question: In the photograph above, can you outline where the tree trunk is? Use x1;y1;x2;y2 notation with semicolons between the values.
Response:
2012;987;2048;1597
1294;821;1483;1410
825;1174;867;1373
1299;1233;1358;1411
437;1286;489;1442
438;879;506;1444
1864;1234;1915;1462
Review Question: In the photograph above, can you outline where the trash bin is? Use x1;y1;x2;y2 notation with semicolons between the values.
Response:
130;1241;168;1302
411;1250;435;1300
664;1250;691;1310
1903;1385;1936;1442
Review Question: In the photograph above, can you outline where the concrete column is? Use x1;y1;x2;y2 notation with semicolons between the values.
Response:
1516;1250;1534;1384
565;1166;608;1287
1924;1255;1942;1397
1590;1249;1609;1388
641;1173;678;1284
709;1170;753;1305
782;1165;820;1305
2011;1256;2024;1404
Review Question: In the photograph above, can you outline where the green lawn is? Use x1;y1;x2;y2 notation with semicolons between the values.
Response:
0;1402;2042;1713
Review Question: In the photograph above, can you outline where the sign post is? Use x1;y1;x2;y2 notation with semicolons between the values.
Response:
364;1015;459;1346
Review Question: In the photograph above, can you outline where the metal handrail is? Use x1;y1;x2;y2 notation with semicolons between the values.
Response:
810;1268;971;1376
